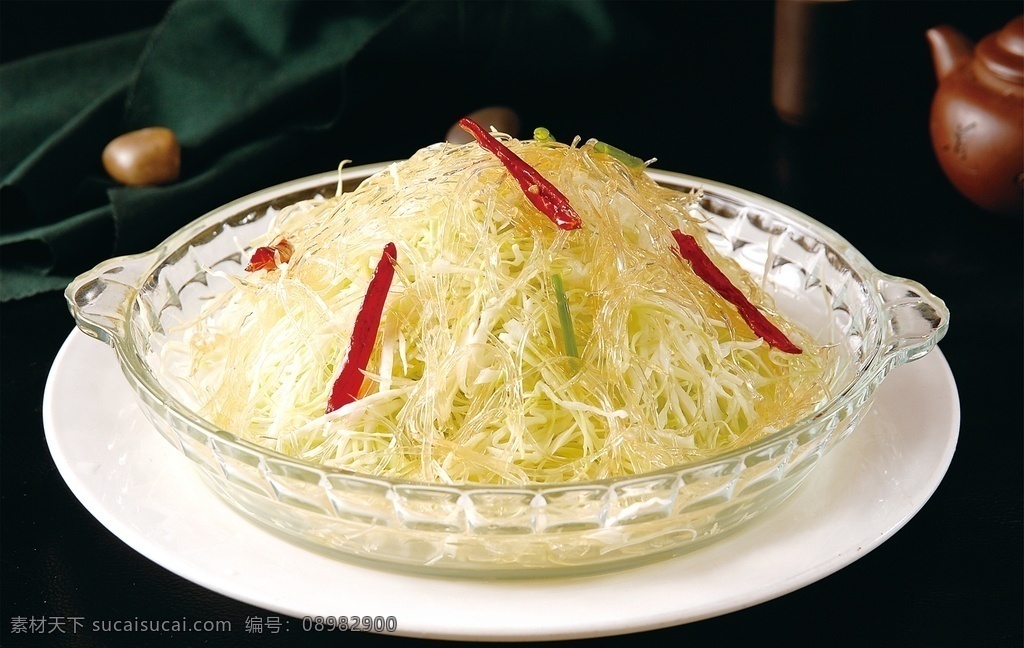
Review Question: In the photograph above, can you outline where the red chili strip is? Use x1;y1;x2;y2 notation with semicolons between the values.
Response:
458;117;582;231
245;238;293;272
672;229;802;354
245;246;277;272
275;238;294;264
326;242;398;413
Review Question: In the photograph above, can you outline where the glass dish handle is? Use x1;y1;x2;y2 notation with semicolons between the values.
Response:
877;274;950;365
64;250;162;345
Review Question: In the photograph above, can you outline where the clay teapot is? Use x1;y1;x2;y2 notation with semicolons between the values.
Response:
927;16;1023;216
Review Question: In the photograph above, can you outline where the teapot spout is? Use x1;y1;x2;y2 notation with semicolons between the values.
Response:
927;25;974;81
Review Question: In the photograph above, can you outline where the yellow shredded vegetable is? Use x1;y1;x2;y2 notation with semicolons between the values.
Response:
173;134;827;485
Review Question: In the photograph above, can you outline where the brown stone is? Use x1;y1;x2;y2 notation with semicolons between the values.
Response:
102;127;181;186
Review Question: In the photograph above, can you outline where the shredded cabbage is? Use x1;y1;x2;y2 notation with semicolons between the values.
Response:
170;134;827;485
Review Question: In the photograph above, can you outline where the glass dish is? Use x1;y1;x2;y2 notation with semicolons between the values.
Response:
66;163;948;578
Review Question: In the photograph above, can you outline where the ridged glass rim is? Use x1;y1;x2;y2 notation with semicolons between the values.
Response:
87;163;941;493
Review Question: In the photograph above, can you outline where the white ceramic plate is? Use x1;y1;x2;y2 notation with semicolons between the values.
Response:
44;329;959;641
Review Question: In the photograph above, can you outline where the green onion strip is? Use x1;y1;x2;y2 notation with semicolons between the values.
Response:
551;273;579;359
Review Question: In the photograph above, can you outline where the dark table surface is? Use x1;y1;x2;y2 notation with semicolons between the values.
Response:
2;2;1021;646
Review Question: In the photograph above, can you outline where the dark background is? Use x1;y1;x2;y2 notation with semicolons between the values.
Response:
2;1;1021;646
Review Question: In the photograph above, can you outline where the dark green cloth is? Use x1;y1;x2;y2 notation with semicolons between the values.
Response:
1;0;638;301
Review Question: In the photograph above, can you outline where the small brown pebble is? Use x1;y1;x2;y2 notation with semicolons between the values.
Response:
102;127;181;186
446;106;520;144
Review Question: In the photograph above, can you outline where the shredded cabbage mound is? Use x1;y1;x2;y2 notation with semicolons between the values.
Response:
173;134;826;485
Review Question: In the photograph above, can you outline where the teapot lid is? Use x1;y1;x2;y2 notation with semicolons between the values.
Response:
978;16;1023;84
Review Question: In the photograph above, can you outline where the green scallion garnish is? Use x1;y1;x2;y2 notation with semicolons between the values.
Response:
551;273;579;358
594;140;644;168
533;127;555;143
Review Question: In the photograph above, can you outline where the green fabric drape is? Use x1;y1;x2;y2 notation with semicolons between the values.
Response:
1;0;633;301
